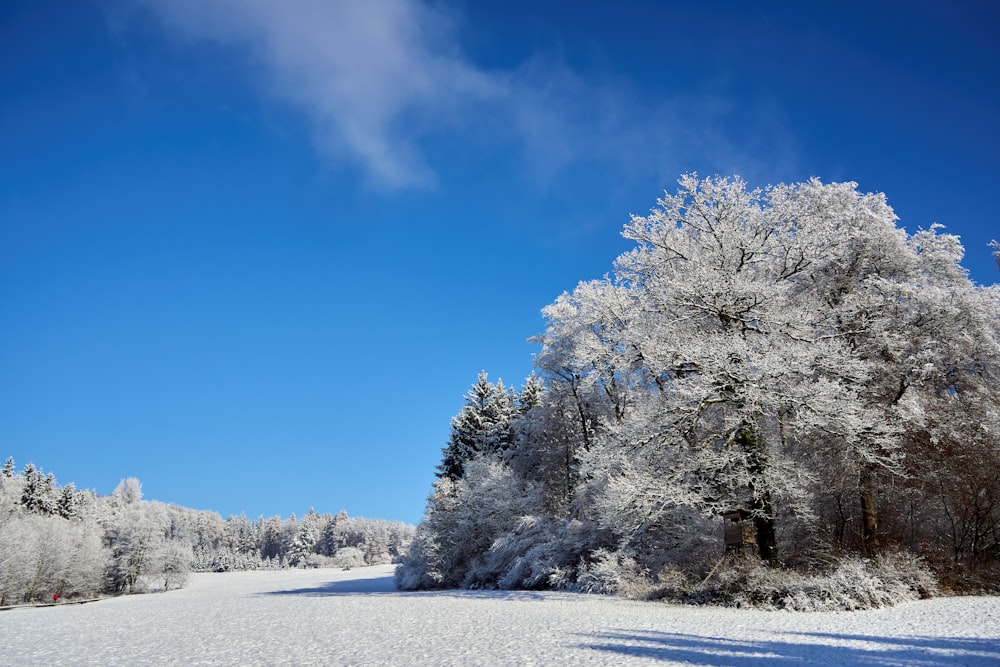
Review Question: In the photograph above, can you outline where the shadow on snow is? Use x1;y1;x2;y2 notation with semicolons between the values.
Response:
261;572;548;600
578;630;1000;666
262;571;398;595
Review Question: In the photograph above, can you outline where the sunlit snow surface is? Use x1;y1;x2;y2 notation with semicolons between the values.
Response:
3;564;999;666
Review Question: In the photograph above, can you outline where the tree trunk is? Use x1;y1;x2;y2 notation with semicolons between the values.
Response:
737;426;779;565
859;463;879;557
753;500;778;564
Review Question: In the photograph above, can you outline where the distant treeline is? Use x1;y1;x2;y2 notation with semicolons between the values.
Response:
0;458;414;607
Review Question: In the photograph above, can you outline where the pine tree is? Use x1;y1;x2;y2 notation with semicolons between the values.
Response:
20;463;54;515
288;519;319;567
517;374;545;415
56;482;79;519
438;372;517;480
258;516;284;561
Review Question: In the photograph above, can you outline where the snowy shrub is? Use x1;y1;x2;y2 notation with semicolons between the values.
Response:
647;564;696;600
685;553;938;610
871;552;939;599
575;549;654;597
464;515;608;590
394;523;440;590
396;457;543;590
295;553;335;569
332;547;366;570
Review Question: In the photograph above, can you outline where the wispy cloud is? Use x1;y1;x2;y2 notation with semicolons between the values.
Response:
119;0;501;189
113;0;796;191
501;56;798;191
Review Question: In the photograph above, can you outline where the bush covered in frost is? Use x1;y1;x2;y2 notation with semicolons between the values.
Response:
575;548;652;597
396;458;544;590
332;547;367;570
565;548;939;611
466;515;610;590
682;553;938;611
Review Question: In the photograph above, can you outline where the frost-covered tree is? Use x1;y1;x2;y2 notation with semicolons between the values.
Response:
507;384;591;511
224;513;260;555
158;542;193;590
100;479;200;593
112;477;144;506
544;176;877;562
102;498;161;592
20;463;56;515
773;182;1000;557
536;176;1000;566
516;374;545;416
287;510;322;567
55;482;80;520
405;174;1000;594
0;513;107;605
438;372;518;480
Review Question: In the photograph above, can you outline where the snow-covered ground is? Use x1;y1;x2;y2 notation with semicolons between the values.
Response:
2;564;998;666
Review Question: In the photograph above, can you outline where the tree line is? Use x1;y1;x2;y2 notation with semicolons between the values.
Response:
398;175;1000;605
0;458;414;606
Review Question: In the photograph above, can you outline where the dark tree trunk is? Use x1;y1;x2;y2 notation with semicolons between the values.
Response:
753;501;778;564
859;464;880;557
737;426;779;565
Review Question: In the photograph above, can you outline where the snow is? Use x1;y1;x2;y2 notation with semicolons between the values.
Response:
2;565;998;666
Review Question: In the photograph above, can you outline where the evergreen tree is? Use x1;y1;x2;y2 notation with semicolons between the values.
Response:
258;516;285;560
288;521;319;567
517;374;545;415
438;372;517;480
20;463;54;515
56;483;79;520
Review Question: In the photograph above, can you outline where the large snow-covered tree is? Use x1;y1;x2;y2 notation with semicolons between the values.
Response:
539;175;882;562
404;173;1000;594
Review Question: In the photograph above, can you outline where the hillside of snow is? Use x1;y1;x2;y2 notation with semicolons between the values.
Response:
2;564;998;665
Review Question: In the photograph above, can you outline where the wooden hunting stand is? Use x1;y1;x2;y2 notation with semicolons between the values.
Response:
722;508;756;555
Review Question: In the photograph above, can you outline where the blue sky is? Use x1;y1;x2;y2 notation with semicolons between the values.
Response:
2;0;998;524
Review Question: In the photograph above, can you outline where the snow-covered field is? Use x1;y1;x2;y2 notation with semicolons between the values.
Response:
2;565;998;666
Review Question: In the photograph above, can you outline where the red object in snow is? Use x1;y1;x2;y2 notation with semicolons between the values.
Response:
52;593;60;602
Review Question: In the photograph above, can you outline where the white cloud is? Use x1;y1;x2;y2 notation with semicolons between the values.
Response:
124;0;501;189
116;0;797;191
